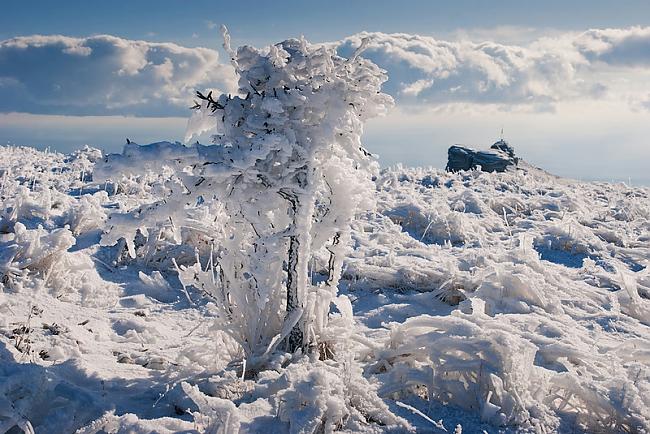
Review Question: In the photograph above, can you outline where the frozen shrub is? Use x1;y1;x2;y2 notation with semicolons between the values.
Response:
0;186;53;231
99;29;393;361
76;413;195;434
0;222;120;305
276;357;410;433
62;191;108;235
386;204;469;246
181;382;240;434
47;250;121;307
0;223;75;291
374;304;559;430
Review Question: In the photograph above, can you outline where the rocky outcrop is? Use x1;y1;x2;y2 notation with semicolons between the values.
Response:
446;140;518;173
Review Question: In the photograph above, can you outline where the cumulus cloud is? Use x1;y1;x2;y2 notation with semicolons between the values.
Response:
337;27;650;111
0;34;237;116
575;26;650;67
3;28;650;117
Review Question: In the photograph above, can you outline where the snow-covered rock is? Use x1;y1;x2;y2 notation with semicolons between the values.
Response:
446;140;519;173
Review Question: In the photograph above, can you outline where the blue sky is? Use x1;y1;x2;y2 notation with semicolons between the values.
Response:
2;1;650;183
4;1;650;45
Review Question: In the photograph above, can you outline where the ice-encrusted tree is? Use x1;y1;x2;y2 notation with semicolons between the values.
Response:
99;28;393;362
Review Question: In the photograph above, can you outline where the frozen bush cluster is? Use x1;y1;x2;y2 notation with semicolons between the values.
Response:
0;146;121;306
0;223;74;290
347;164;650;432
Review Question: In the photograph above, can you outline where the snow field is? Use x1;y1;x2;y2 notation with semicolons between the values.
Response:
1;144;648;432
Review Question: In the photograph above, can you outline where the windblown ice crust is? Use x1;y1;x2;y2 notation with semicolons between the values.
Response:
0;144;649;433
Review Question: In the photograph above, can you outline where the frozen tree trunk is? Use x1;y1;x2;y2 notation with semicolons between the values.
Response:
280;188;305;353
285;232;303;352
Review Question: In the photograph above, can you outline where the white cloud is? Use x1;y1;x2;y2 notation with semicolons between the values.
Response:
574;26;650;67
401;78;435;97
338;27;650;111
3;28;650;118
0;34;238;116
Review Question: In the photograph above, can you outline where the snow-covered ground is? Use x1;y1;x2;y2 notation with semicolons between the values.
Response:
1;144;649;433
